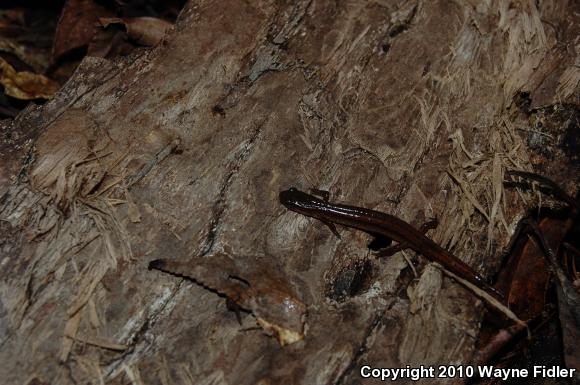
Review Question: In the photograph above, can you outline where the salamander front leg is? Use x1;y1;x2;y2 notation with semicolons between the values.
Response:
309;189;341;236
320;219;341;238
310;188;330;202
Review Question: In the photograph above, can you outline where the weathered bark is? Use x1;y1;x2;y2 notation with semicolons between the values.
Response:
0;1;578;384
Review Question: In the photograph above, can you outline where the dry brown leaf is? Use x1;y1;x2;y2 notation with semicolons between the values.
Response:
0;9;53;73
98;17;172;47
52;0;113;61
0;57;59;99
494;218;554;321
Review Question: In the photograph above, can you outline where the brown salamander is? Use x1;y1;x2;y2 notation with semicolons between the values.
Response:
279;187;503;299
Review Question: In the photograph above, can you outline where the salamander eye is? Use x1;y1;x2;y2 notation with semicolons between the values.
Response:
288;187;297;192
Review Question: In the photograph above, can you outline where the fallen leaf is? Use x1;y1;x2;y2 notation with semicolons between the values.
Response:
494;214;573;322
0;57;59;100
52;0;113;62
493;220;552;321
0;8;55;73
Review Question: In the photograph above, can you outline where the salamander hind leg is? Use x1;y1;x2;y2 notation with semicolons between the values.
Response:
374;219;438;258
320;219;341;238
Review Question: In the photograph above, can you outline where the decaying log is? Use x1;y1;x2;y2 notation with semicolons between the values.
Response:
0;1;578;384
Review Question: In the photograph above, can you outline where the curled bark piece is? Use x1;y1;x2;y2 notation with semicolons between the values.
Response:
149;252;306;346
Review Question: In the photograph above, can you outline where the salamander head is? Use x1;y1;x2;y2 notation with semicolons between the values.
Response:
279;187;325;215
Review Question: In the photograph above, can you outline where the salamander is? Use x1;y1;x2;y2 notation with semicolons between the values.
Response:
279;187;503;299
